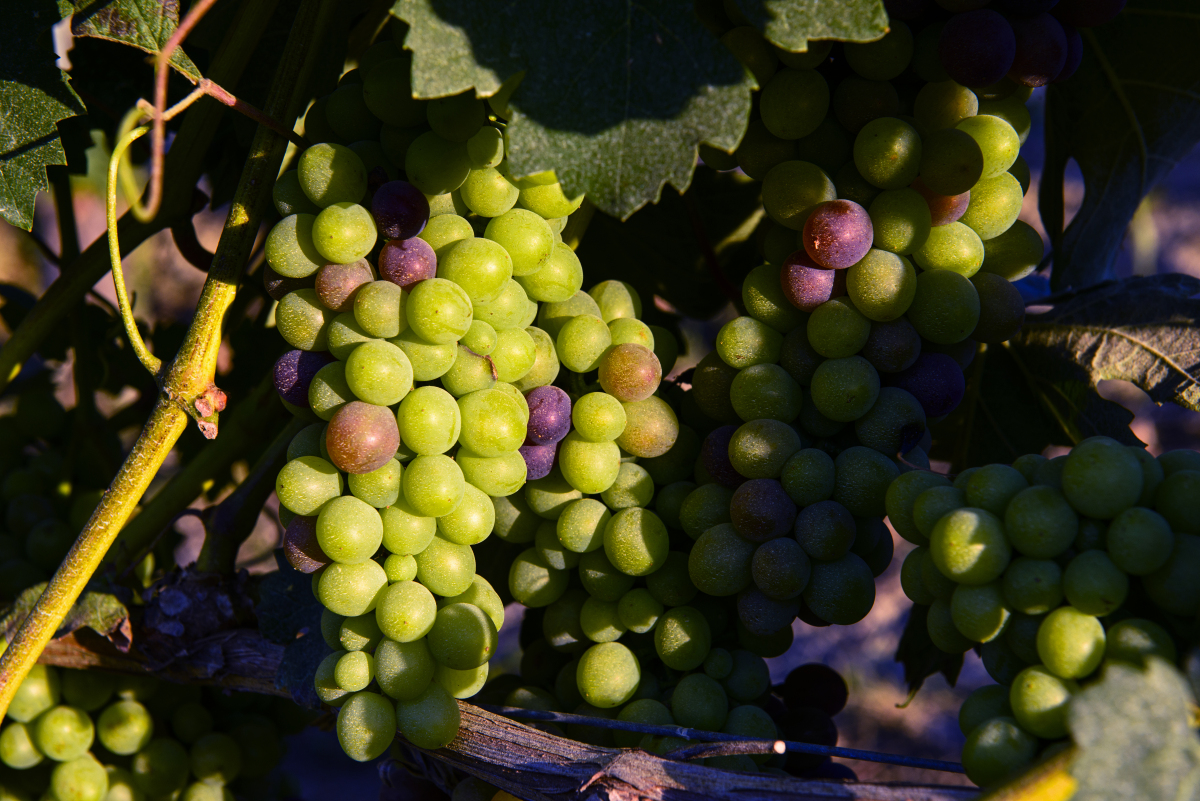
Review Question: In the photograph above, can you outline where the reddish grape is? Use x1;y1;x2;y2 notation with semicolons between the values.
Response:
781;251;847;312
598;344;662;403
274;349;335;408
520;442;557;481
379;237;436;287
325;401;400;474
912;178;970;227
802;200;873;270
525;386;572;446
731;479;797;543
939;11;1016;88
883;353;966;417
702;425;746;489
371;180;429;240
264;264;313;301
284;515;329;573
1008;13;1068;87
315;259;373;312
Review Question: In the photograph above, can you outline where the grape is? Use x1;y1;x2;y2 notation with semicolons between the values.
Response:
417;213;471;259
1105;618;1177;667
187;732;242;786
327;313;376;361
311;202;376;265
0;720;42;770
846;251;918;323
274;350;335;411
426;603;498;671
324;401;399;476
688;524;754;596
537;292;601;342
1062;436;1143;519
728;364;802;424
751;537;811;602
130;738;190;798
273;169;320;217
276;456;341;516
588;282;642;323
277;288;336;352
832;77;901;133
761;161;836;230
441;345;497;397
330;692;396;765
913;486;968;546
854;118;922;190
728;419;801;478
315;496;383;564
900;546;936;604
845;20;913;80
1037;606;1105;679
553;314;608;373
351;281;405;341
602;507;669;577
741;263;808;333
376;241;434;293
779;252;846;314
760;69;829;140
509;548;569;606
1006;12;1068;89
1062;550;1128;616
733;118;794;179
939;10;1016;88
949;581;1011;642
645;551;697;607
641;425;701;485
405;132;471;195
393;387;459;458
854;386;927;456
318;560;388;616
907;269;981;345
960;716;1037;788
616;397;678;459
297;143;367;207
884;352;966;418
913;81;978;133
926;595;975;653
716;316;783;369
599;344;661;402
970;272;1026;344
7;664;58;724
731;478;797;542
438;575;505;632
738;587;798;635
930;507;1011;584
374;639;435;702
30;705;92;761
457;448;527;496
957;115;1021;180
400;454;463;517
654;606;712;671
1001;557;1063;615
958;685;1013;737
50;754;109;801
314;260;372;314
700;424;743;489
526;468;583;520
809;355;880;422
860;318;920;375
802;553;875;624
405;277;473;345
679;483;734;540
456;388;525;458
1144;534;1200;617
802;200;874;269
794;500;855;561
794;117;853;177
690;350;741;423
654;481;695;532
1008;666;1075;745
517;243;584;303
435;484;494;546
962;463;1027;517
517;181;584;219
513;327;559;391
978;220;1044;281
340;613;385;653
580;596;627;643
867;190;931;258
1105;506;1172;575
326;82;381;141
600;463;654;511
415;534;476;597
1154;468;1200;535
490;327;537;382
574;642;640;709
961;175;1023;242
777;450;832;509
913;223;985;280
1126;446;1164;506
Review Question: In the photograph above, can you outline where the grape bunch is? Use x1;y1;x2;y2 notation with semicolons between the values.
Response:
888;440;1200;787
0;666;304;801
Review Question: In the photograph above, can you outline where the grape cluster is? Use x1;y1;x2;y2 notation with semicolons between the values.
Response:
0;667;303;801
889;440;1199;787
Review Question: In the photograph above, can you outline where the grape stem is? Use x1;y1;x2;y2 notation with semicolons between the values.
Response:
0;0;337;721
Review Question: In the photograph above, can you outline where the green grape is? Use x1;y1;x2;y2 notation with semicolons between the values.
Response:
1037;606;1105;679
930;507;1011;584
1004;612;1042;665
392;329;457;381
961;170;1024;239
847;250;917;323
655;481;696;531
517;180;584;219
328;313;377;361
832;445;899;517
1001;557;1063;615
703;648;734;681
340;612;384;652
414;534;476;597
806;298;870;358
1105;618;1177;667
576;643;640;708
679;483;735;539
315;652;350;706
963;464;1028;517
441;345;496;397
783;448;837;507
980;220;1044;281
588;280;641;322
335;691;397;763
439;238;514;305
51;754;109;801
456;448;527;497
471;280;529;333
288;423;325;462
728;418;801;479
854;386;926;456
277;288;336;351
316;496;383;564
716;316;783;369
844;18;912;78
809;356;880;422
321;609;346;649
722;705;778;765
906;268;980;344
950;581;1010;642
760;69;830;140
654;606;712;671
917;128;984;196
5;664;58;724
525;469;583;519
867;189;931;257
0;721;42;769
397;386;461;456
558;431;621;494
961;716;1037;788
374;580;437;643
901;546;936;604
569;394;624;444
361;54;424;126
1009;666;1076;739
979;95;1032;145
512;326;559;391
189;732;241;784
617;588;663;635
60;671;114;714
509;548;569;606
971;271;1026;344
884;469;950;548
555;315;610;373
419;213;473;258
1106;507;1172;575
1144;534;1200;616
1008;154;1031;194
381;497;437;555
405;132;471;195
426;90;485;142
577;551;633;603
319;560;388;616
457;389;525;458
535;519;580;570
760;161;836;230
614;699;673;748
402;455;465;517
741;263;808;333
1158;449;1200;476
435;663;488;699
297;143;367;207
326;83;381;141
311;202;377;265
688;524;754;596
1004;486;1077;558
516;243;583;303
375;638;436;701
1062;550;1128;616
276;456;342;516
607;320;654;353
458;167;518;217
1154;470;1200;536
959;684;1012;735
645;550;697;606
482;208;555;278
603;508;668;577
956;115;1021;179
427;603;498;670
670;673;728;731
492;493;539;545
1061;437;1143;519
927;597;974;653
491;328;536;382
307;361;353;420
438;575;505;632
729;364;802;424
580;597;627;643
435;483;493;545
542;588;588;652
1126;446;1164;507
802;553;876;624
406;278;474;345
1010;453;1046;484
752;537;810;600
600;463;654;511
735;120;795;179
537;290;602;340
131;738;189;798
914;80;978;131
913;221;984;277
273;169;320;216
854;117;922;190
460;320;498;356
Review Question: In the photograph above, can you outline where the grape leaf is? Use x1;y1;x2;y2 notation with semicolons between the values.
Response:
394;0;754;219
58;0;201;80
1;584;130;649
0;1;86;231
1041;0;1200;291
256;553;324;707
1069;659;1200;801
931;274;1200;468
726;0;888;51
893;605;963;703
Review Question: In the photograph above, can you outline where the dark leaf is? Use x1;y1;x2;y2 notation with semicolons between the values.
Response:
1041;0;1200;290
1;584;130;650
59;0;201;80
1069;659;1200;800
257;553;324;707
893;605;962;703
0;1;86;230
727;0;888;51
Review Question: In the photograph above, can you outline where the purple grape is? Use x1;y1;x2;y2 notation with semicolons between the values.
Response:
802;200;874;270
1054;24;1082;82
379;237;436;287
737;587;799;636
861;318;922;374
274;350;335;408
883;352;966;418
314;259;373;312
701;425;746;489
520;442;557;481
371;180;429;240
263;264;313;301
781;251;847;313
1008;13;1068;87
794;500;856;560
939;10;1017;88
783;663;848;716
731;479;797;543
284;515;329;574
1054;0;1125;27
325;401;400;474
525;386;572;446
923;338;977;370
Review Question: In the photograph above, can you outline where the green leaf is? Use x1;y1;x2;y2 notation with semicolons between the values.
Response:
726;0;888;51
394;0;754;219
1041;0;1200;291
892;605;963;703
59;0;201;81
1;584;130;648
1069;659;1200;800
0;1;86;231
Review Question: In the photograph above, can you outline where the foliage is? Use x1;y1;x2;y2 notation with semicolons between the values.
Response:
57;0;200;79
0;585;129;648
726;0;888;51
256;555;324;707
893;605;963;702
